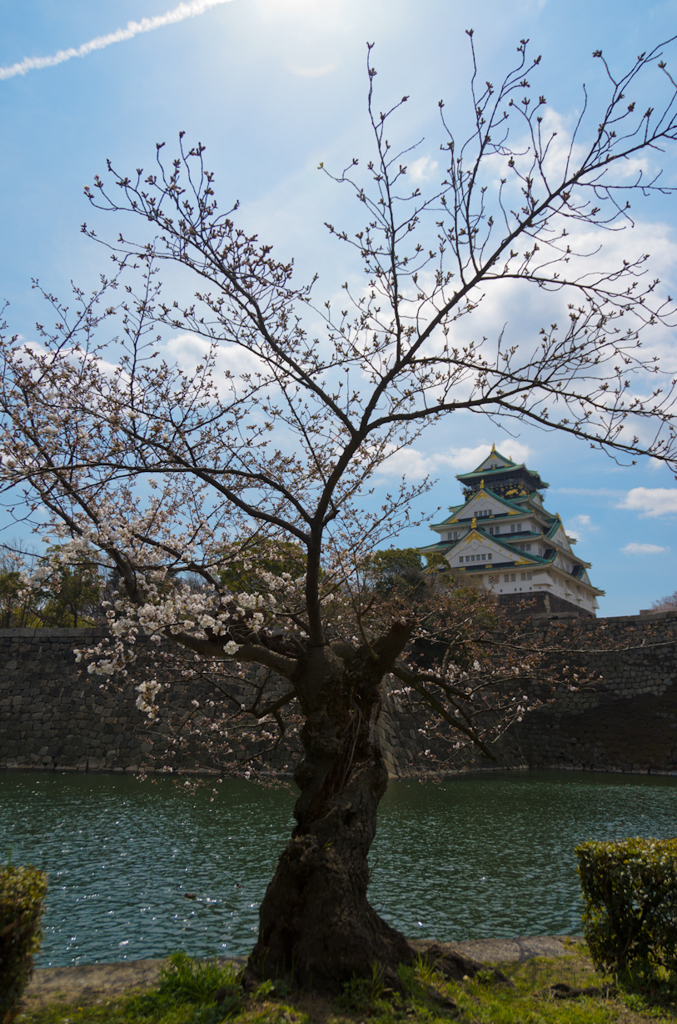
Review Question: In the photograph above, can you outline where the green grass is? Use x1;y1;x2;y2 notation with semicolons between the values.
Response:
20;952;245;1024
18;945;677;1024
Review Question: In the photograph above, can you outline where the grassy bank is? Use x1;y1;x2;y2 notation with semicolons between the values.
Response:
19;945;677;1024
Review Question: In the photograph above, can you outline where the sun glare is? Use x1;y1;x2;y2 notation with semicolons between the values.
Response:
257;0;332;13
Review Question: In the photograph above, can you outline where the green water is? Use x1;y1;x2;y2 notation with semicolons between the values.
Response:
1;769;675;967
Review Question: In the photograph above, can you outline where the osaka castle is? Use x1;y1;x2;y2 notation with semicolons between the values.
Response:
419;446;604;617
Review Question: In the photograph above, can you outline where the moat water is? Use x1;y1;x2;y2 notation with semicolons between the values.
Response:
1;769;676;967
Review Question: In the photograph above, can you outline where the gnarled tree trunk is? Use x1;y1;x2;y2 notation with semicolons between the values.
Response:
247;633;414;991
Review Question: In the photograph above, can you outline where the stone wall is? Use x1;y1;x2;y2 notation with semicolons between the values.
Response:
373;611;677;777
496;590;594;618
1;628;161;772
2;612;677;776
517;611;677;774
0;629;298;774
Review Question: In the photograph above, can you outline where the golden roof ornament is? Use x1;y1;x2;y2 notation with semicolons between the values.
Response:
471;516;477;528
491;442;496;452
480;478;485;489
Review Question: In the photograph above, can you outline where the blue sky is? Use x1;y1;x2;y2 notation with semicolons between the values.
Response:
2;0;677;616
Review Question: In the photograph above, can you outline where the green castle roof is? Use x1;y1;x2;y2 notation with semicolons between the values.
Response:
454;446;549;490
430;485;545;528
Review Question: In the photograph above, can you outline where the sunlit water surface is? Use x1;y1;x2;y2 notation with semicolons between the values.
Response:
1;769;675;967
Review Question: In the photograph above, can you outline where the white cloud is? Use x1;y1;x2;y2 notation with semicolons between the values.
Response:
565;513;597;542
0;0;234;81
376;441;534;480
256;0;342;17
408;156;439;183
618;488;677;518
165;332;267;381
383;214;677;437
622;542;669;555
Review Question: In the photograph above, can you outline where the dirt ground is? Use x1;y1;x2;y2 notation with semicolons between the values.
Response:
22;937;576;1010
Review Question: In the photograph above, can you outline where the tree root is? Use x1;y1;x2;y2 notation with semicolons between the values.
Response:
417;942;514;986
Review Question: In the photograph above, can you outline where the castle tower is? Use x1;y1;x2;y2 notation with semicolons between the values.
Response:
419;445;604;616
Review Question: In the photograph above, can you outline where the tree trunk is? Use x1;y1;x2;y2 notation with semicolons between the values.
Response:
247;638;414;991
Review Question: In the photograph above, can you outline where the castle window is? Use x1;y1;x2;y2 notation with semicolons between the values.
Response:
520;572;533;581
504;573;516;582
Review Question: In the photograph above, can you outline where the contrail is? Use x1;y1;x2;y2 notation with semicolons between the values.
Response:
0;0;235;81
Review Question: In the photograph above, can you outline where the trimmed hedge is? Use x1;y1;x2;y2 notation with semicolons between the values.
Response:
576;837;677;983
0;862;48;1024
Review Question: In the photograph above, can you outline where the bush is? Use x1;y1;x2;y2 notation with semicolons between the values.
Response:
0;860;48;1023
576;837;677;985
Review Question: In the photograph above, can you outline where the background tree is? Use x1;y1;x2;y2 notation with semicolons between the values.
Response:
0;543;104;627
38;547;103;627
363;548;428;598
650;590;677;612
2;37;677;989
0;544;36;628
216;536;308;595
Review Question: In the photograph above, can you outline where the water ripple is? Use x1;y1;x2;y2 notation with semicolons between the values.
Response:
1;769;675;966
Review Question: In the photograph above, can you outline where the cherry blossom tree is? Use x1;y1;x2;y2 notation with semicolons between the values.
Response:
650;589;677;611
2;36;677;989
